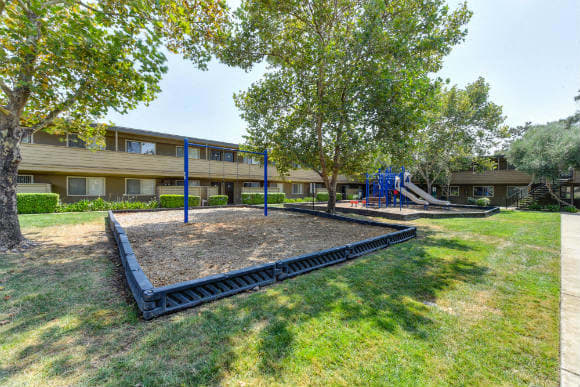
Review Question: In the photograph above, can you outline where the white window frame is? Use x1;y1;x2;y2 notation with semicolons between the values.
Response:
124;178;156;196
126;140;156;155
21;132;34;144
292;183;303;195
17;175;34;184
442;185;460;197
66;176;106;196
243;182;261;188
473;185;494;198
176;146;200;159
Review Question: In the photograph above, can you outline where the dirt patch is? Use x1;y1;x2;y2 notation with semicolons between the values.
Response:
115;208;394;287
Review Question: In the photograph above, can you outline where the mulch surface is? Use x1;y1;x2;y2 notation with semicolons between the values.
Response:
115;208;394;287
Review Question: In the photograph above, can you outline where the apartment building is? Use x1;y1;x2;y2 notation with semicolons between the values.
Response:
436;155;580;207
16;126;361;204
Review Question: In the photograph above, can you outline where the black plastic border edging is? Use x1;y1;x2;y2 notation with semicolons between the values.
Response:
108;207;416;319
284;202;500;221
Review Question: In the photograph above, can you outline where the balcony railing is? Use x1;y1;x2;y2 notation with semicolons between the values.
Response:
20;143;352;183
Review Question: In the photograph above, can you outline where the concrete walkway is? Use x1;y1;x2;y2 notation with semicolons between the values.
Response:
561;214;580;386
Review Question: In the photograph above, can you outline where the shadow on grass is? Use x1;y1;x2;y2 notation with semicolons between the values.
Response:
0;219;488;386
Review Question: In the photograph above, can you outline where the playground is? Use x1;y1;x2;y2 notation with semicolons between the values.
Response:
115;207;394;287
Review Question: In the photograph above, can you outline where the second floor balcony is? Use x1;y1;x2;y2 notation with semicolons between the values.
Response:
19;143;353;183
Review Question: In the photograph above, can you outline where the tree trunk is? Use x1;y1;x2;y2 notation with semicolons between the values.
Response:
0;119;25;250
326;181;337;214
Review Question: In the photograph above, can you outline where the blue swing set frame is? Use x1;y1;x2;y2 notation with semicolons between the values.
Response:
183;138;268;223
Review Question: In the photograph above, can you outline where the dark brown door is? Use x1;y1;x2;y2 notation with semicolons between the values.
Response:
225;182;234;204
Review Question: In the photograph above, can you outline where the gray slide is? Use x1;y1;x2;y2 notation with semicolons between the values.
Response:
405;180;451;206
400;187;429;206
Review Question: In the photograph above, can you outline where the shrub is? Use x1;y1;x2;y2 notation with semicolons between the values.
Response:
475;197;490;207
57;198;159;212
316;192;342;202
527;202;542;210
467;197;477;205
316;192;329;202
160;195;201;208
209;195;228;206
563;205;578;213
242;192;286;205
17;193;59;214
545;204;560;212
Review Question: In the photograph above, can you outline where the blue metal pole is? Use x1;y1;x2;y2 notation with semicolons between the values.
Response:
184;138;189;223
365;173;369;208
264;149;268;216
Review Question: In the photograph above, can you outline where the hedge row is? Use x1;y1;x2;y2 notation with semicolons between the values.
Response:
241;192;286;205
58;198;158;212
209;195;228;206
17;193;59;214
159;195;201;208
315;192;342;202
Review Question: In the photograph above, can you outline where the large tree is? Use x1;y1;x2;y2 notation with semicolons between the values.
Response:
219;0;471;213
410;77;507;195
0;0;227;249
507;115;580;207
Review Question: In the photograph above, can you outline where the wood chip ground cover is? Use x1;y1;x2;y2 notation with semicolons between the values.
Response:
115;208;395;286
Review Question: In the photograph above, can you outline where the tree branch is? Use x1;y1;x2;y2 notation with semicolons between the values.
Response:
0;79;13;100
29;81;89;132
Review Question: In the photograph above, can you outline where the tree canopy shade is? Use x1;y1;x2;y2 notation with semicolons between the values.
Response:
507;116;580;207
0;0;228;249
220;0;471;213
410;77;507;195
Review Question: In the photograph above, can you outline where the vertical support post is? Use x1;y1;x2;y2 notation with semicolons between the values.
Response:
184;138;189;223
365;173;369;208
263;149;268;216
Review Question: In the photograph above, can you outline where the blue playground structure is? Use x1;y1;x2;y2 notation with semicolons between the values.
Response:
365;167;451;210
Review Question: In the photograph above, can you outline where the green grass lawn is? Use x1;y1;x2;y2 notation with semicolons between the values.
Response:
0;210;560;386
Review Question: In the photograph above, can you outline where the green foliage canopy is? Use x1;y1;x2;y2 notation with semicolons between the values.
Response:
411;77;507;193
0;0;227;139
219;0;471;210
507;117;580;181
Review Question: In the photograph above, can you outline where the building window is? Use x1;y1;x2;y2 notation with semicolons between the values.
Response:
270;183;284;192
176;146;200;159
21;131;33;144
17;175;33;184
125;178;155;195
244;156;260;165
473;186;494;198
243;182;260;188
292;183;303;195
67;177;105;196
127;140;156;155
224;152;234;162
175;180;200;186
442;186;459;197
67;134;86;148
210;150;222;161
507;186;528;197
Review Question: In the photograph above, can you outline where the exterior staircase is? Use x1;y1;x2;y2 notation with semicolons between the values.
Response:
517;182;564;208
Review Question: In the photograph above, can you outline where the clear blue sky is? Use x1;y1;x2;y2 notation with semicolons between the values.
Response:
106;0;580;144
